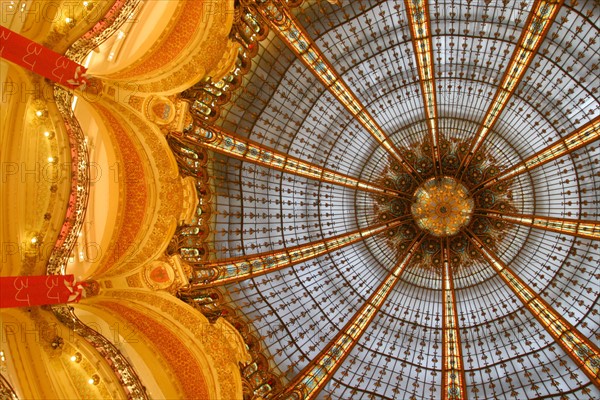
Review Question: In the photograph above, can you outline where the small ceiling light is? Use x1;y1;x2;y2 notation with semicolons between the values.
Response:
70;352;82;363
88;374;100;385
35;110;44;117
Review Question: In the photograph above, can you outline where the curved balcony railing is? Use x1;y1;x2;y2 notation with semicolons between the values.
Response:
46;87;89;274
66;0;143;64
0;374;19;400
46;87;91;276
48;0;144;273
48;80;148;400
52;305;150;400
42;3;151;398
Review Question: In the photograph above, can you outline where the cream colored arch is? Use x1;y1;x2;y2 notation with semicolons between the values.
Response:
87;0;238;94
77;289;251;399
72;303;184;399
74;93;182;279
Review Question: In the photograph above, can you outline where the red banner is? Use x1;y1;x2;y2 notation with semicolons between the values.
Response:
0;26;88;89
0;275;84;308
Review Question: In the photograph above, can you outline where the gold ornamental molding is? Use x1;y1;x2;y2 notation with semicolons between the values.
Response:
90;103;150;277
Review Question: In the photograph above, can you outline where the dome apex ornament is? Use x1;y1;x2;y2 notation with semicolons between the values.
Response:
412;177;474;237
373;138;515;273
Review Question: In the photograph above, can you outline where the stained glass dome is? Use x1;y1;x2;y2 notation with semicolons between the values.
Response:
175;0;600;398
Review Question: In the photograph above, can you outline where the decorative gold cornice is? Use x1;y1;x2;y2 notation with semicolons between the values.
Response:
90;104;149;276
66;0;144;64
46;87;90;275
51;305;148;399
93;300;210;399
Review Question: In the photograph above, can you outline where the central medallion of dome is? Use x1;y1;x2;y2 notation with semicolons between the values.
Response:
411;177;474;237
371;139;515;271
